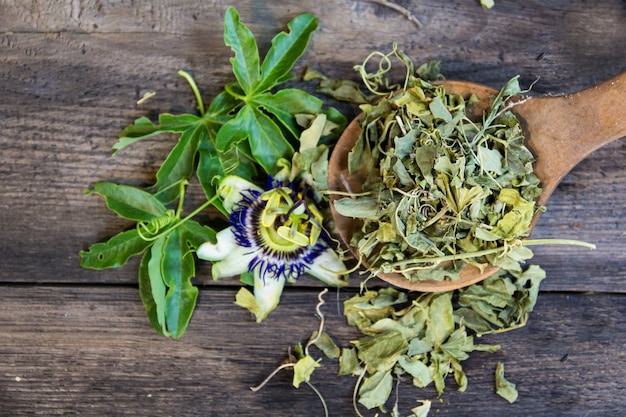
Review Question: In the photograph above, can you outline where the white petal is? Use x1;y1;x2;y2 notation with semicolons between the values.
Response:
196;227;237;262
307;249;348;287
218;175;263;213
210;248;254;280
252;270;286;322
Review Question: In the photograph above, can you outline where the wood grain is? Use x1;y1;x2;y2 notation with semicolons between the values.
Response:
0;1;625;415
0;285;624;416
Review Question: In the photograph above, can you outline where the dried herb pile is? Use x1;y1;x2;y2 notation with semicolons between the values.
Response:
334;75;543;282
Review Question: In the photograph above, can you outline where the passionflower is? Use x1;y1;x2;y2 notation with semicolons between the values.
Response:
197;175;347;322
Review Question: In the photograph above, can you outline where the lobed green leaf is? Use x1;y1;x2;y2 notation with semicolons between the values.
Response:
255;13;318;94
87;182;167;222
153;122;205;203
79;229;153;270
224;7;260;95
113;114;201;154
161;228;199;339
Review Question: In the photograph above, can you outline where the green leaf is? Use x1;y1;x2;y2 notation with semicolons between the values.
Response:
138;250;165;336
251;89;325;139
224;7;260;94
255;13;318;93
477;144;504;175
113;114;202;154
309;331;340;359
358;369;393;410
161;228;199;338
197;134;255;216
242;105;294;174
333;197;379;219
410;400;432;417
426;293;454;346
79;229;152;269
215;110;250;152
354;330;408;373
153;121;204;203
397;355;432;388
338;347;361;376
495;362;518;403
292;355;321;388
179;220;217;252
205;90;242;125
147;235;170;337
88;182;167;221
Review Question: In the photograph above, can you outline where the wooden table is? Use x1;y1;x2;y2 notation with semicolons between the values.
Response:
1;1;624;415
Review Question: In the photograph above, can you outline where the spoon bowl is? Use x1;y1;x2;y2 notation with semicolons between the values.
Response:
328;72;626;292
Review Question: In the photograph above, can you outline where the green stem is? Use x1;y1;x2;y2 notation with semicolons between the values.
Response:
138;194;221;243
382;238;595;269
178;70;205;116
224;82;247;101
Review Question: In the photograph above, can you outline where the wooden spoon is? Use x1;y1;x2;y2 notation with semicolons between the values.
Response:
328;71;626;292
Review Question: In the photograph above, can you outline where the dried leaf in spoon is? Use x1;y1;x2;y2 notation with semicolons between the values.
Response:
329;77;542;291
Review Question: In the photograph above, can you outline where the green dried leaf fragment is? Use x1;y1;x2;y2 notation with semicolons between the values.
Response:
426;293;454;346
354;330;408;373
292;355;321;388
495;362;518;403
338;347;361;376
397;356;432;388
310;331;340;359
410;400;432;417
429;96;452;122
477;143;504;175
358;369;393;410
333;197;379;219
343;288;407;330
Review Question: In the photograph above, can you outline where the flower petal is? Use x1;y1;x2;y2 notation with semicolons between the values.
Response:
196;227;238;262
210;247;254;280
218;175;263;213
307;248;348;287
251;270;286;322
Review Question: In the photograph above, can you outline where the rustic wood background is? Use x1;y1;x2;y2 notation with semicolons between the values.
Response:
1;0;624;416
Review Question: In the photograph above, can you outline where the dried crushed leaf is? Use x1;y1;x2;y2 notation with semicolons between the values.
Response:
495;362;518;403
340;265;544;410
334;74;542;282
292;355;321;388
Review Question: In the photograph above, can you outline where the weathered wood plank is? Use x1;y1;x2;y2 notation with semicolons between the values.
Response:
0;285;624;416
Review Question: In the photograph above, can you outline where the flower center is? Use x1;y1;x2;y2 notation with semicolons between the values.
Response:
257;187;323;253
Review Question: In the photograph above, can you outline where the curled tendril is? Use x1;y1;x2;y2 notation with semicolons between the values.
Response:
354;42;414;96
136;210;177;241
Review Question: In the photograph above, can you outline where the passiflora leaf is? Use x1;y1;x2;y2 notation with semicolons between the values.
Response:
113;113;202;154
138;250;167;336
87;182;167;221
215;109;250;152
242;105;294;175
255;13;318;94
147;235;170;337
223;7;261;95
160;228;199;339
153;122;205;203
79;229;152;269
179;220;217;252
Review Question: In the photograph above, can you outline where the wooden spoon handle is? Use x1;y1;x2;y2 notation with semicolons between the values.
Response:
514;71;626;205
